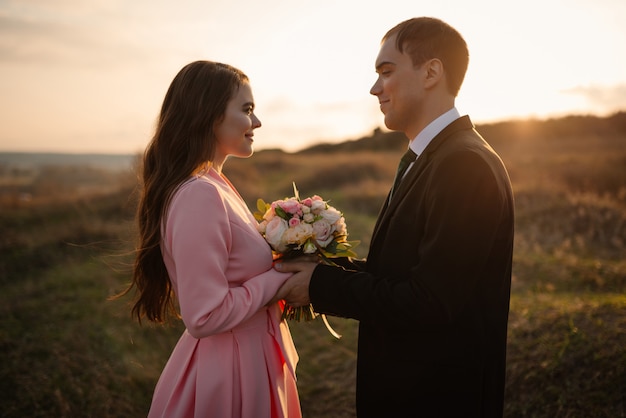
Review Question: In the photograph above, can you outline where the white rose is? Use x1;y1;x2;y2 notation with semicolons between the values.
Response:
284;223;313;245
262;207;276;222
310;199;326;214
265;217;289;252
257;220;268;234
303;240;317;254
320;206;342;225
335;217;347;236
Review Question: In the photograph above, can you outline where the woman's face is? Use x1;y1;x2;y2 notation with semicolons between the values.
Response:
213;82;261;165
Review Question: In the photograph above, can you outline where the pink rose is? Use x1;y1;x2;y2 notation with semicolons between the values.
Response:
289;217;301;228
280;198;301;215
312;219;335;247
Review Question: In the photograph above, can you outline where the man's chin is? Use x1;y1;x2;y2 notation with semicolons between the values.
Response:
383;117;398;131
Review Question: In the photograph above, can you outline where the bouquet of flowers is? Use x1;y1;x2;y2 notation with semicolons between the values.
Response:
255;183;358;337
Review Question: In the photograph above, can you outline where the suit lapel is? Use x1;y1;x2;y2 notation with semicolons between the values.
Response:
369;116;474;254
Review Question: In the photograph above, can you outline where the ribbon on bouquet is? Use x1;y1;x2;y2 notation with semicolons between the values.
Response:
321;314;341;339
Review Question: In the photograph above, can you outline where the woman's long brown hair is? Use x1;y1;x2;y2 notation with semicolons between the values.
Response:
123;61;249;323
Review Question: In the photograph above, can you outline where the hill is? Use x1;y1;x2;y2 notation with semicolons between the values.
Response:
2;111;625;171
0;111;624;417
295;111;626;154
0;152;136;170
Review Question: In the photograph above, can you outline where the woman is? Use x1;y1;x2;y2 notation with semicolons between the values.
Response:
126;61;301;417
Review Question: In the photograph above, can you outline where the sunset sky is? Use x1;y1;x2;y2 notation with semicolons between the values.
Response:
1;0;625;154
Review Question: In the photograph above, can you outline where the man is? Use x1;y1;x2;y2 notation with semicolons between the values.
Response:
275;17;514;417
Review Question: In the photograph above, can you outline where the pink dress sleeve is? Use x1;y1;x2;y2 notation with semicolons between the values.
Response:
162;178;290;339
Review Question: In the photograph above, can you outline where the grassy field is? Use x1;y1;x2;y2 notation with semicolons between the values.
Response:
1;114;625;417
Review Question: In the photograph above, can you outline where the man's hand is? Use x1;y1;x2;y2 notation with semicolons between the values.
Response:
270;259;318;306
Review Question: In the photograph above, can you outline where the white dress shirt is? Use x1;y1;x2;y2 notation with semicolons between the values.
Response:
404;107;462;176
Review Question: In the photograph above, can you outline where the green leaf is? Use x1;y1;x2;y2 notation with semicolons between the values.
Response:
275;205;290;220
253;198;269;222
256;198;267;214
324;240;338;253
321;240;360;258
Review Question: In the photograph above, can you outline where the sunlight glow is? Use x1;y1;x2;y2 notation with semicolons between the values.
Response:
0;0;625;153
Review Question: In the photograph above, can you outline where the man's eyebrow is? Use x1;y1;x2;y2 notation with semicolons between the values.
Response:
375;61;395;72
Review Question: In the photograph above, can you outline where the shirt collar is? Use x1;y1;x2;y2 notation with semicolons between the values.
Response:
409;107;461;155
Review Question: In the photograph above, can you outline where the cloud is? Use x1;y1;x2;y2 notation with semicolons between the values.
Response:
564;84;626;113
0;16;94;66
0;1;181;69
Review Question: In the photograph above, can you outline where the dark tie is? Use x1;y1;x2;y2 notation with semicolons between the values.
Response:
390;148;417;199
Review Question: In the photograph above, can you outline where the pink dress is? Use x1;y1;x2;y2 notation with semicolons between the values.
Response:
148;169;301;418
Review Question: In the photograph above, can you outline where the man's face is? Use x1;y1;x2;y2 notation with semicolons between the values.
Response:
370;34;426;138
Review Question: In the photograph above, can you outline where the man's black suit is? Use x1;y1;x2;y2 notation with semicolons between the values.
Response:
310;116;514;417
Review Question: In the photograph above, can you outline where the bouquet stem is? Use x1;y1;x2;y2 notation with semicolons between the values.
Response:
281;303;342;339
281;303;317;322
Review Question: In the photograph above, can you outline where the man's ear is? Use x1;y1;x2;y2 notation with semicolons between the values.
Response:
423;58;444;89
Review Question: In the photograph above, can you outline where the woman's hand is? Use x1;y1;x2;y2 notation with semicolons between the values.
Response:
269;259;318;306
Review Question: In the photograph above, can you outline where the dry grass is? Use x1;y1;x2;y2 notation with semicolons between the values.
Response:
0;114;625;417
